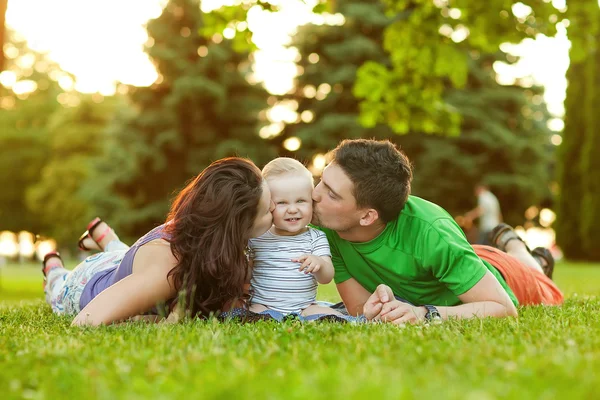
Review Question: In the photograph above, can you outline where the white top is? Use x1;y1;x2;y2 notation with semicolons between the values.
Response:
478;190;501;232
248;227;331;314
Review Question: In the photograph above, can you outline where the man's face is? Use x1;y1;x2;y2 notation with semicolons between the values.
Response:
312;163;363;232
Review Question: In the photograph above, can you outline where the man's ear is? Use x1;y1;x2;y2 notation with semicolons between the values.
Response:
359;208;380;227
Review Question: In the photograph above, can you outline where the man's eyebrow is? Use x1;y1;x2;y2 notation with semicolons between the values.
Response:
321;179;342;198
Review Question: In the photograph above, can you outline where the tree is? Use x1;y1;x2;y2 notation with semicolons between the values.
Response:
0;29;64;233
402;52;553;224
26;96;120;245
100;0;276;238
556;1;600;260
0;0;8;72
277;0;553;225
579;28;600;260
273;0;395;163
353;0;561;135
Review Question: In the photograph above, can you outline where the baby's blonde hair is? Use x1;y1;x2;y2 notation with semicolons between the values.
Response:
262;157;314;185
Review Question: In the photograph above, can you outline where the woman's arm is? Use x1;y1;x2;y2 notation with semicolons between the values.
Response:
72;265;177;327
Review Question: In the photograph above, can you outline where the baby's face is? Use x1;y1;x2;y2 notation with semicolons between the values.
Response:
268;173;313;235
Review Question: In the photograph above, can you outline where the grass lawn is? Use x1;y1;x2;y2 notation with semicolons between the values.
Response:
1;261;599;399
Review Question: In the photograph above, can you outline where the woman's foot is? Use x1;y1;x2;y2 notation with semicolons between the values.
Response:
78;218;118;251
42;252;63;288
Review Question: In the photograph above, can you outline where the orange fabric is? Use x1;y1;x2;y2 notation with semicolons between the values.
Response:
473;245;564;306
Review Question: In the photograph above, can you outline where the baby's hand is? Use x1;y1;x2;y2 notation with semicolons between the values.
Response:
292;254;323;274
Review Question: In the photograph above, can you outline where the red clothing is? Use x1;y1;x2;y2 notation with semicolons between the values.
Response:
473;245;564;306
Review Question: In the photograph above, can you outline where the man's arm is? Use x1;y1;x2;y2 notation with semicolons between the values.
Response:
364;271;517;323
336;278;372;316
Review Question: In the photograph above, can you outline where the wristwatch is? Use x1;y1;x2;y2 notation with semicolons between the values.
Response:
423;305;442;322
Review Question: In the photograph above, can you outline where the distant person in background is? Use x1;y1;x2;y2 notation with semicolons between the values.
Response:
465;184;502;245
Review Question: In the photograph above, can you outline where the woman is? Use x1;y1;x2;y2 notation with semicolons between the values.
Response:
42;157;275;326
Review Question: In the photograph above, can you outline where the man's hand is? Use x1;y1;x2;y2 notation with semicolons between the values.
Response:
293;254;326;274
377;301;427;324
363;284;427;324
363;284;394;319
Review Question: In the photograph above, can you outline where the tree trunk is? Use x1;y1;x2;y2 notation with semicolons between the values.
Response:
0;0;8;72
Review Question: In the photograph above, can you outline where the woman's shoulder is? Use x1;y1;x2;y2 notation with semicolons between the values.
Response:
133;239;177;273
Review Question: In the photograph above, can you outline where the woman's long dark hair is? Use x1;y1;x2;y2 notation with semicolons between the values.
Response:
164;157;264;318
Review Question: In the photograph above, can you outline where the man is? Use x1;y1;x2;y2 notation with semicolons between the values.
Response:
311;139;563;324
464;184;502;245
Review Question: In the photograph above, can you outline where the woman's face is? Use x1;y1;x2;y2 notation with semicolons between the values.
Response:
249;181;274;238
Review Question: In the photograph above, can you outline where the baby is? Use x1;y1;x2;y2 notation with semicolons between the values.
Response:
248;157;340;316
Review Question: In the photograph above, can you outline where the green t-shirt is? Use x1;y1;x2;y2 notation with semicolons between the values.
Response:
320;196;518;307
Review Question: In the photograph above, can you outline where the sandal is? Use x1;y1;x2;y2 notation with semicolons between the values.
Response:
532;247;555;280
489;223;530;253
42;251;63;278
78;217;111;251
490;224;556;279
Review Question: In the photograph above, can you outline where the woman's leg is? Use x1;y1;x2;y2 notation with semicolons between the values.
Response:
79;219;124;252
104;238;129;252
43;248;129;316
92;221;121;250
43;255;72;314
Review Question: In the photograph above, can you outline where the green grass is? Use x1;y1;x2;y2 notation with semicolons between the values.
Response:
1;261;599;399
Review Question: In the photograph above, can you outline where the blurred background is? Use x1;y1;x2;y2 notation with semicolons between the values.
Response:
1;0;599;270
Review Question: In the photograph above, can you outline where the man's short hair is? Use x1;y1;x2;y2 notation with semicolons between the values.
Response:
262;157;314;185
330;139;413;223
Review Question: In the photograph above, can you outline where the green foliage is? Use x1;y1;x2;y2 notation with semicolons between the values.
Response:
0;31;63;233
556;1;600;261
405;52;554;223
277;0;552;224
25;96;120;245
354;0;561;134
101;0;276;238
1;263;600;399
273;0;396;163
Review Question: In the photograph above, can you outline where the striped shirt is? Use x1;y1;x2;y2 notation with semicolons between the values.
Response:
249;227;331;314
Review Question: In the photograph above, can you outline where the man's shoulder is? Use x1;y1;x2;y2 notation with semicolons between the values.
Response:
396;196;466;249
399;196;454;226
310;225;338;241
